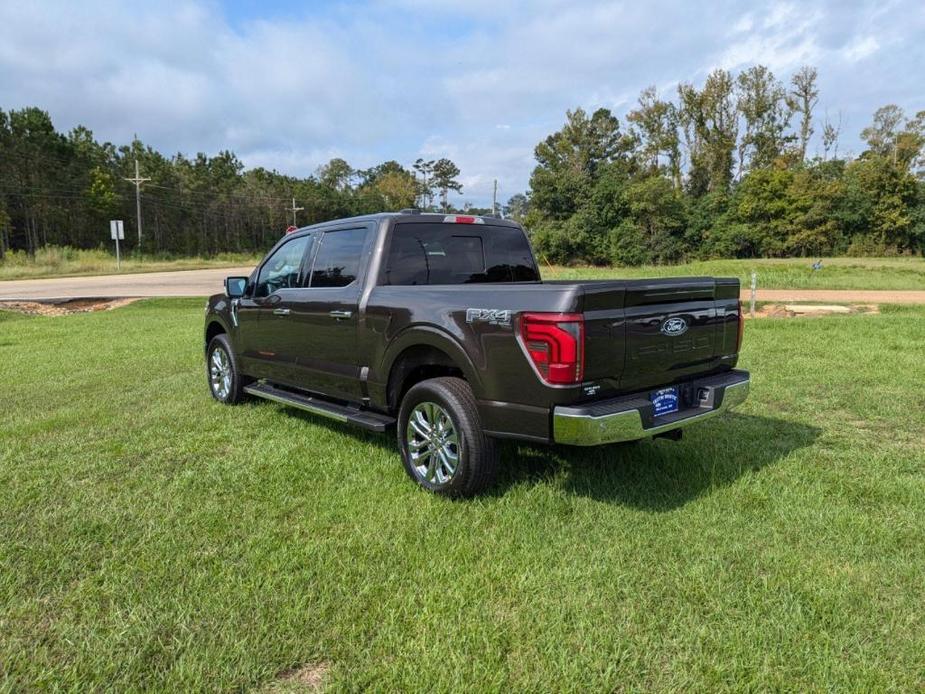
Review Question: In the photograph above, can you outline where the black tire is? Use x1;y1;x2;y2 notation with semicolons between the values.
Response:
397;376;498;497
206;334;248;404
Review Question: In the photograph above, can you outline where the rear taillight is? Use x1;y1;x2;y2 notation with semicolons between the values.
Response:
519;312;584;385
736;301;745;352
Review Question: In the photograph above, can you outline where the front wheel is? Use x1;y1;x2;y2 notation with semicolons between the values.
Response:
206;334;247;404
397;377;498;497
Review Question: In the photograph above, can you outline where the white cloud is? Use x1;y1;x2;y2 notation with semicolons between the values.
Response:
0;0;922;205
717;4;824;73
842;36;880;62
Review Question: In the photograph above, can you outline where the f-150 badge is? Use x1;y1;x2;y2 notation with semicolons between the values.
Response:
466;308;511;326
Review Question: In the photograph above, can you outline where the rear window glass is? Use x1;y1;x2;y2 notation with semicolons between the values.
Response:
383;223;539;285
309;228;369;288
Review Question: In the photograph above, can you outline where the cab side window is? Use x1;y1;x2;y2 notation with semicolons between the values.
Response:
309;228;369;288
254;235;312;297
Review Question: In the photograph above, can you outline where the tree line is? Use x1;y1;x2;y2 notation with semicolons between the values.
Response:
0;109;465;258
1;63;923;263
521;66;925;265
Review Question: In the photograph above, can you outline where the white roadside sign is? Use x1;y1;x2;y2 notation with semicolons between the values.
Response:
110;220;124;269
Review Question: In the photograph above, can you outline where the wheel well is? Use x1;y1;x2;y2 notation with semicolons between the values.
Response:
387;345;465;411
205;321;226;348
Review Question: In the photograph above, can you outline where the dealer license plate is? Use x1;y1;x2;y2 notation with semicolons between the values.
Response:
650;387;679;417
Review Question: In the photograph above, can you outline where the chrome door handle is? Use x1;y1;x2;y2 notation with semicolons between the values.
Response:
329;310;352;319
273;308;290;316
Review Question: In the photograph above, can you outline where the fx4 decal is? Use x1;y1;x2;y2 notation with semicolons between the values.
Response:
465;308;512;326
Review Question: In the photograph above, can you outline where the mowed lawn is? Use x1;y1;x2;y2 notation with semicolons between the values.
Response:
543;256;925;290
1;300;923;691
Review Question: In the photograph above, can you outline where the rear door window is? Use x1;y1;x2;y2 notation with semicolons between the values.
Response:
383;223;539;285
309;227;370;288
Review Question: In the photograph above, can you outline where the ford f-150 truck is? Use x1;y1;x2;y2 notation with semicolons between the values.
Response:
205;211;749;496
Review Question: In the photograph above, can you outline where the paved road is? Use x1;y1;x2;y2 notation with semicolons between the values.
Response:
0;267;254;300
2;268;925;303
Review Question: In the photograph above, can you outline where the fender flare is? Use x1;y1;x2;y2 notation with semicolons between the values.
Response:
204;311;234;350
379;324;483;399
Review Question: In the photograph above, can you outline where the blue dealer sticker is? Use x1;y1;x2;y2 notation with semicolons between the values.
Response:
650;387;680;417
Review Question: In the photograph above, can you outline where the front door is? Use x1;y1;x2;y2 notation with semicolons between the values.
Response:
237;233;315;384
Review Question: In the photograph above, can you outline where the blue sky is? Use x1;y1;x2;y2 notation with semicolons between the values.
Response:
1;0;922;206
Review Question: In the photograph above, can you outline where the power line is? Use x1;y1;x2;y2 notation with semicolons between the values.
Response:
0;185;292;215
145;182;294;203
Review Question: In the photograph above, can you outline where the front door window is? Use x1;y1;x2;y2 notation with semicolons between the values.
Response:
254;235;312;297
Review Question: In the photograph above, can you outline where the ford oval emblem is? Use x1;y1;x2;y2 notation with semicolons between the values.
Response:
660;317;688;336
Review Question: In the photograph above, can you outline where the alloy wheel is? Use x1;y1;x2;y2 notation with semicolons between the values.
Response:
209;346;232;399
406;401;460;485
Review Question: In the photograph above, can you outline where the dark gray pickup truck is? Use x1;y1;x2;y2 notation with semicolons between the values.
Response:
205;211;749;496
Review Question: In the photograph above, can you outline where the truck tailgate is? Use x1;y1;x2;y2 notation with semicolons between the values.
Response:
580;277;740;394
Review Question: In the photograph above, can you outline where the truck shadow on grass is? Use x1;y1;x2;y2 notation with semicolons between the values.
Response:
493;413;821;511
274;406;819;510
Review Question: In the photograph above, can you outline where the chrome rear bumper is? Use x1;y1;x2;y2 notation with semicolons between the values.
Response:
553;370;750;446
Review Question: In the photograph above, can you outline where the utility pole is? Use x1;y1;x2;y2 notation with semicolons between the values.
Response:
125;158;151;253
289;198;304;227
124;159;150;252
492;179;498;217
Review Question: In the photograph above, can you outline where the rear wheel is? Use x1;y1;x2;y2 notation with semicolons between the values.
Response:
206;334;247;404
397;377;498;497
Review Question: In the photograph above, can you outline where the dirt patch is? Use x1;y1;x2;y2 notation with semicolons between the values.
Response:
270;662;329;691
0;298;139;316
746;303;879;319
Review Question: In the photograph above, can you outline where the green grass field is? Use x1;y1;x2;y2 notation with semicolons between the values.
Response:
542;256;925;290
1;301;923;690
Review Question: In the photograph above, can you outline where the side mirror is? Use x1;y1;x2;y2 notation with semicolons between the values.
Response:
225;276;248;298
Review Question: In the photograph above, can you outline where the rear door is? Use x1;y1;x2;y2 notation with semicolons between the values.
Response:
287;224;375;401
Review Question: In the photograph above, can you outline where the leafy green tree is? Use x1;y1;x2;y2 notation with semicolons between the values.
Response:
687;190;732;256
678;69;738;196
317;158;354;191
841;156;918;252
371;171;418;210
627;86;681;186
609;176;686;265
736;65;793;173
861;105;906;162
730;166;795;256
528;108;636;263
412;158;435;209
504;193;530;222
789;66;819;161
896;110;925;172
431;158;462;212
0;203;10;259
784;164;843;256
530;107;632;220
